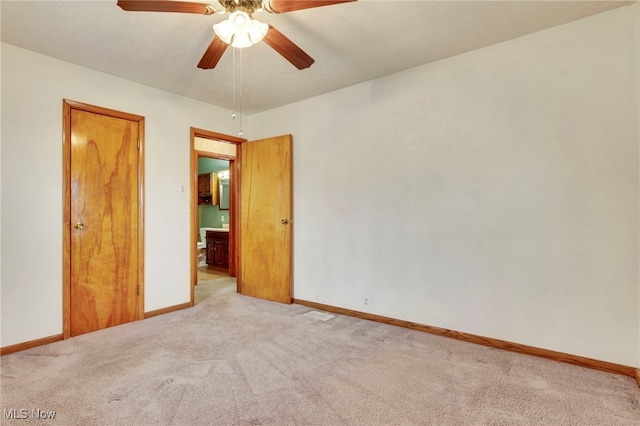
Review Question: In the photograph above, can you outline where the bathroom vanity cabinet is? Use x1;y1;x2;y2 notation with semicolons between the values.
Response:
206;230;229;270
198;172;219;205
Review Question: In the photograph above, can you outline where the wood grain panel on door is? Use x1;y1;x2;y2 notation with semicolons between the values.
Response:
64;101;144;337
239;135;292;304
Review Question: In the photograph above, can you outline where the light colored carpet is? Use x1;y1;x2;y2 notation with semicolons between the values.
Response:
2;278;639;425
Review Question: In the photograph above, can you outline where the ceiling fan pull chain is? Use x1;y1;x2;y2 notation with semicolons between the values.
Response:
238;47;244;138
231;47;237;120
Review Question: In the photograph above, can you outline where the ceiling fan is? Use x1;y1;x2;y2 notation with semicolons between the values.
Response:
117;0;356;70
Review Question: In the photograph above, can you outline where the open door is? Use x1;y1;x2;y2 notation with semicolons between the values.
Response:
238;135;292;303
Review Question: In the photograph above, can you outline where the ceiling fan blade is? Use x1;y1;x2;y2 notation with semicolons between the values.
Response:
197;36;228;69
263;25;314;70
263;0;356;14
117;1;216;15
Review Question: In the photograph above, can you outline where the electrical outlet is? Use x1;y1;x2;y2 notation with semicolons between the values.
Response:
363;297;370;307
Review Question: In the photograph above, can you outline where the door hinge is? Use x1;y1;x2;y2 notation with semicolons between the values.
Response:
137;139;141;150
136;284;140;296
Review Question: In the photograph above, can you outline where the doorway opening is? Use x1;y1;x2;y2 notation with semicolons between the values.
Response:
196;156;230;280
190;128;245;306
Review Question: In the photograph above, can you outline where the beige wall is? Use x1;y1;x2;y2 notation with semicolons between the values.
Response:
248;5;640;366
0;43;240;346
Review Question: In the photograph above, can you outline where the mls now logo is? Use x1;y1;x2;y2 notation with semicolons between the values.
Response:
3;408;56;420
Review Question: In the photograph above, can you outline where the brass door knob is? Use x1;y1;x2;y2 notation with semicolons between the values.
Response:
74;222;84;230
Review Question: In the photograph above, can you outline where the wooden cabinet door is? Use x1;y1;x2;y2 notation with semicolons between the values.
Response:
206;238;215;264
198;174;207;195
198;173;211;195
213;239;226;266
210;173;219;205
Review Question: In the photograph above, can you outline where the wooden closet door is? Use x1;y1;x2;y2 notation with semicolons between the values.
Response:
65;101;143;337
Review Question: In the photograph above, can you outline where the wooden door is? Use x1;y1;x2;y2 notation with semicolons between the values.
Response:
239;135;292;304
63;101;144;337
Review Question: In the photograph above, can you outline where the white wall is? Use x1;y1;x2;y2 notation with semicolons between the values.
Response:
248;5;640;366
637;2;640;369
0;43;239;346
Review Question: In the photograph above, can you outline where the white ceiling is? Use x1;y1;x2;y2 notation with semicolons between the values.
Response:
1;0;633;114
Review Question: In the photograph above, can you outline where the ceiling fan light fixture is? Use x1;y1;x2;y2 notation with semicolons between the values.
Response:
213;11;269;48
248;19;269;43
213;19;234;44
232;31;253;48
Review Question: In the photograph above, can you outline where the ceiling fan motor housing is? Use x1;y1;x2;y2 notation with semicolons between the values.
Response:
219;0;267;15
